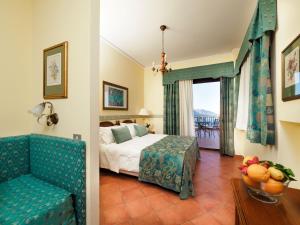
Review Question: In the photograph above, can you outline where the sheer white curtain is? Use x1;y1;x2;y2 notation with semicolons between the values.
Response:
236;54;251;130
179;80;195;136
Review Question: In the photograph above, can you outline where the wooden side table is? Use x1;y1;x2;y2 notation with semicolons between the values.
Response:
231;178;300;225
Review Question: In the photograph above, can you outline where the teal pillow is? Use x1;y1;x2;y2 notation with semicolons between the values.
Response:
134;125;148;137
111;126;132;144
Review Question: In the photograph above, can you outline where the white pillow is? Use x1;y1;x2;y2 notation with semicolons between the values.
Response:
120;123;137;137
99;126;121;144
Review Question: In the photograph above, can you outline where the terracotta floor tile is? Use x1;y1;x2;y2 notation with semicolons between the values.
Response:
119;178;141;192
125;198;152;218
100;150;242;225
131;212;163;225
146;193;174;211
102;204;130;224
194;192;223;211
140;183;163;197
156;206;186;225
101;182;120;193
191;213;222;225
173;199;206;221
181;222;194;225
101;190;124;208
211;204;235;225
122;187;145;203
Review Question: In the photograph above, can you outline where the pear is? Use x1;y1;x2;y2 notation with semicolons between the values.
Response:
268;167;284;181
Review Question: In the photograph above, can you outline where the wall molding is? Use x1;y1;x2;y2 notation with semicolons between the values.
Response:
99;114;163;121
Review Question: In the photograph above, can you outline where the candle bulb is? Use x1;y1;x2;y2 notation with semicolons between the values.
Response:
152;61;155;67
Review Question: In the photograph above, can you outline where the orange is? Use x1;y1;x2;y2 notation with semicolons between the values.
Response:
242;175;260;189
247;164;270;182
261;178;285;194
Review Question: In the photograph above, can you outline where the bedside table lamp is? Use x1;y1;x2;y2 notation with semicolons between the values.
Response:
138;108;151;128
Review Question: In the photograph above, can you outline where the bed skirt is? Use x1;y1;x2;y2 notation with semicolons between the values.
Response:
138;135;200;199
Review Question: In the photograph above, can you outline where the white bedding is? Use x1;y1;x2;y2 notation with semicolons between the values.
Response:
99;134;167;173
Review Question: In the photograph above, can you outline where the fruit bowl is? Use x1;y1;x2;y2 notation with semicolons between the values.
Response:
242;175;290;203
239;156;296;204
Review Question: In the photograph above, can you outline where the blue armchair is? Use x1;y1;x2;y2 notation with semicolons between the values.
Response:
0;134;86;225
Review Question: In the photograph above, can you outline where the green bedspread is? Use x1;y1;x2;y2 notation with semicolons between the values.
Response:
139;135;200;199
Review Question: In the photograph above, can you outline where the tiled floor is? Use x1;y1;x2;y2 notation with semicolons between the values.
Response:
196;130;220;149
100;150;242;225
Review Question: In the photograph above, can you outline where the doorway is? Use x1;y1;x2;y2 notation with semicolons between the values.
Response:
193;78;220;150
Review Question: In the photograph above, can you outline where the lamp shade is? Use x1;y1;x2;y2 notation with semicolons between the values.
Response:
29;102;46;117
138;108;149;116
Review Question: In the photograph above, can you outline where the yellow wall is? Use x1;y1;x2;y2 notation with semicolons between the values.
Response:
234;0;300;189
31;0;100;223
0;0;32;137
144;52;234;133
100;39;144;117
1;0;100;223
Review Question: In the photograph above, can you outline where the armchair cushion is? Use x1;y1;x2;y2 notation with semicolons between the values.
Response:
29;134;86;225
0;174;76;225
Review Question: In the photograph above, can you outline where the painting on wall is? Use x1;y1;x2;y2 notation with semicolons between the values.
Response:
43;42;68;99
282;34;300;101
103;81;128;110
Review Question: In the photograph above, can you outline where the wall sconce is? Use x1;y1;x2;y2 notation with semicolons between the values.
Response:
29;102;59;126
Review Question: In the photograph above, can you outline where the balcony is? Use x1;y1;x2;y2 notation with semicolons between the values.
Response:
194;116;220;150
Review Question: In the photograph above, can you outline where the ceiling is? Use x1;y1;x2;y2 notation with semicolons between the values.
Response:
100;0;257;67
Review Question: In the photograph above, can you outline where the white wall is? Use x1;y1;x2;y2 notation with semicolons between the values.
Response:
0;0;32;137
144;52;234;133
234;0;300;189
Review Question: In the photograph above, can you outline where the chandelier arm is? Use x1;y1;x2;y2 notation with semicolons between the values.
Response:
162;28;164;53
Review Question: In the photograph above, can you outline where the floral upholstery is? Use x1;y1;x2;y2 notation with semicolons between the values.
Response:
139;135;199;199
0;135;30;182
0;134;86;225
0;174;76;225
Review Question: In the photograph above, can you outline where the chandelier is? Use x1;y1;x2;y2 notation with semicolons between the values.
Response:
152;25;172;74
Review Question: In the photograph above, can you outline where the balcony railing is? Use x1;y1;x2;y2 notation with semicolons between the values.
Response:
194;116;220;149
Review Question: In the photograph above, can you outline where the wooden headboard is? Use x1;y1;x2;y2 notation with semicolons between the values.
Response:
99;121;120;127
99;119;136;127
122;119;136;124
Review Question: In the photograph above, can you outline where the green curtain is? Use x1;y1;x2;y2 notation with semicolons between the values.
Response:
220;76;240;156
247;33;275;145
163;62;234;85
163;82;180;135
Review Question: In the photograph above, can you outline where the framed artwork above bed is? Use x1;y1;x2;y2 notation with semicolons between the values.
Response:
103;81;128;110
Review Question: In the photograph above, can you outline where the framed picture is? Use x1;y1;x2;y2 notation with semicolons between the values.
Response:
103;81;128;110
43;42;68;99
282;34;300;101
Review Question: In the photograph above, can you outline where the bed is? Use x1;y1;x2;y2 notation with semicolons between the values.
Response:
99;120;200;199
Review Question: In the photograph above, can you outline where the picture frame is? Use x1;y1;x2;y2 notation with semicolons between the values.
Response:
103;81;128;110
43;41;68;99
282;34;300;102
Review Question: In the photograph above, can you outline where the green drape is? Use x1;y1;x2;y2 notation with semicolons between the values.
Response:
220;76;240;156
234;0;276;146
163;62;234;85
247;33;275;145
163;82;180;135
234;0;277;75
